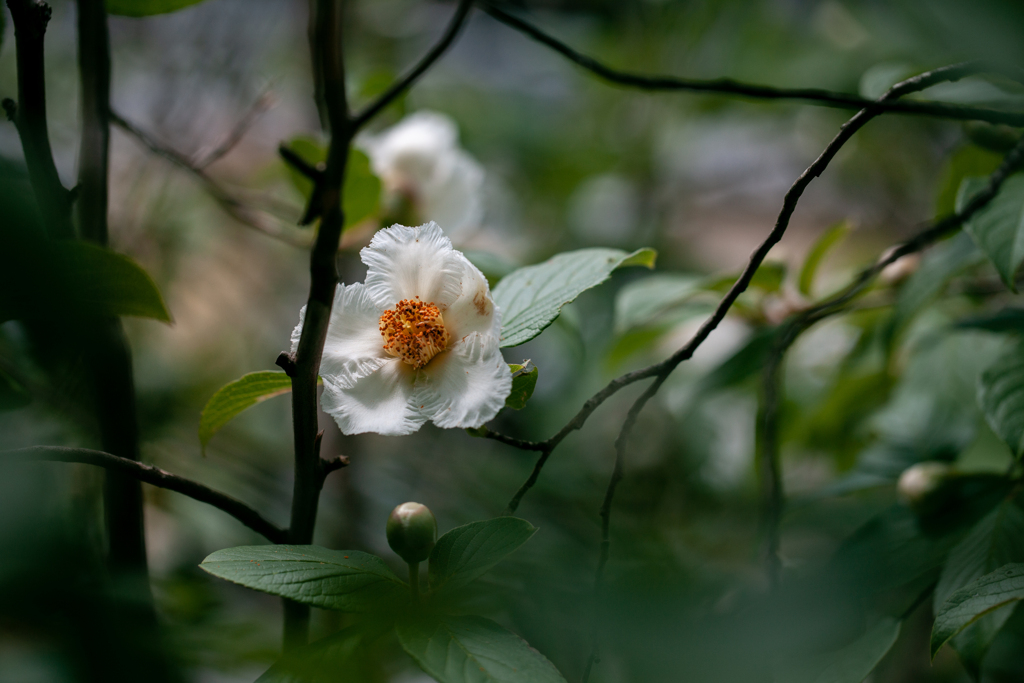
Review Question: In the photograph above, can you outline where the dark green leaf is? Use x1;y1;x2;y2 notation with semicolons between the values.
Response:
978;343;1024;457
694;326;779;396
936;145;1003;218
958;174;1024;291
199;371;293;452
493;247;656;347
887;232;981;345
283;139;380;229
954;308;1024;334
505;365;538;410
932;563;1024;657
106;0;207;16
428;517;537;593
773;618;901;683
613;273;703;334
199;545;406;612
798;221;850;297
705;261;786;294
397;614;568;683
257;622;387;683
0;366;30;412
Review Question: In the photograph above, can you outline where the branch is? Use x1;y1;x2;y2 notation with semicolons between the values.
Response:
349;0;475;131
483;4;1024;128
3;447;287;544
4;0;74;239
194;90;275;170
110;110;312;248
496;64;992;514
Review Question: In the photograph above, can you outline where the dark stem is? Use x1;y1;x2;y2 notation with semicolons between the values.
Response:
3;447;286;543
4;0;74;239
349;0;474;131
483;4;1024;127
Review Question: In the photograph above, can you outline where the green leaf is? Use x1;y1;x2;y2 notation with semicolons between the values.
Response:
55;244;171;322
428;517;537;593
954;307;1024;334
798;221;850;297
978;343;1024;458
199;545;406;612
504;365;538;410
932;563;1024;657
257;621;390;683
493;247;656;348
936;145;1003;218
774;618;901;683
199;371;293;452
886;232;981;345
932;498;1024;669
283;139;379;229
397;614;568;683
106;0;207;16
705;261;787;294
958;173;1024;291
694;326;779;396
613;274;704;334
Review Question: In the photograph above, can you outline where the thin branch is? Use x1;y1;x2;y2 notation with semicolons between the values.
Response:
483;4;1024;128
4;0;74;239
3;447;287;544
349;0;475;131
194;90;275;170
497;63;989;514
110;110;312;248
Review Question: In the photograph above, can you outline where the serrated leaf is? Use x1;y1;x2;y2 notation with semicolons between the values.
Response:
613;274;703;334
798;221;850;297
505;365;538;410
932;563;1024;657
932;498;1024;669
774;618;901;683
199;371;293;451
428;517;537;593
493;248;656;348
978;343;1024;458
958;174;1024;291
199;545;405;612
397;614;568;683
106;0;207;16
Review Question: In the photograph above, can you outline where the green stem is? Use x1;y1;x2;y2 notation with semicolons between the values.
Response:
409;561;420;602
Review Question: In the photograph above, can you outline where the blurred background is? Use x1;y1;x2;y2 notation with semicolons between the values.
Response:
2;0;1024;680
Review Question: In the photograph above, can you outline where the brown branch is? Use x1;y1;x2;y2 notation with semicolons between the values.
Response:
109;110;312;248
194;90;275;170
483;3;1024;128
495;63;994;514
349;0;475;131
3;447;287;544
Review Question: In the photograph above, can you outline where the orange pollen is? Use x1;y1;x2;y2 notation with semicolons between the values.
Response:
379;298;450;369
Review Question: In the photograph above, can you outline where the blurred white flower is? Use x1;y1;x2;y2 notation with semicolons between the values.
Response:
359;111;484;240
292;222;510;435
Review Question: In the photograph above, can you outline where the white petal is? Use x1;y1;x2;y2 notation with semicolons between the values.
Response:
423;150;484;239
318;283;391;387
361;222;463;311
360;111;459;185
415;332;511;429
290;305;306;354
443;252;501;340
321;358;426;436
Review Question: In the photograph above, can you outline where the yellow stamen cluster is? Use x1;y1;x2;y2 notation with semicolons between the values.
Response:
379;298;450;369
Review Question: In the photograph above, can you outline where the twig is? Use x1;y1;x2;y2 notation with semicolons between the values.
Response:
349;0;475;132
3;447;287;543
194;90;275;170
109;110;312;248
483;4;1024;128
496;63;994;515
4;0;73;239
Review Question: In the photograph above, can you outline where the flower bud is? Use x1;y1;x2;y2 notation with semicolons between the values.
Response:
386;502;437;564
897;462;953;509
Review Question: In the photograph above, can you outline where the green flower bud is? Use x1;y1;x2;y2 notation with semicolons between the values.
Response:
897;462;953;509
386;502;437;564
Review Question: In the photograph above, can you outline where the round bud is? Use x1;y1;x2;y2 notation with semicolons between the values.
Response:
386;502;437;564
897;462;953;509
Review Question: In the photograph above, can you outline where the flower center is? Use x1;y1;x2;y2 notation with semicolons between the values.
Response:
379;298;451;369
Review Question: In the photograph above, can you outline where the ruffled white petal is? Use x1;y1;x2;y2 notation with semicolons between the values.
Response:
443;252;501;341
423;150;485;239
321;358;426;436
415;332;510;429
290;305;306;354
361;111;458;187
316;283;392;388
361;222;464;311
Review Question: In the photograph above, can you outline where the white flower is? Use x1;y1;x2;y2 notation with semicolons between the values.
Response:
292;222;510;436
359;112;484;240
